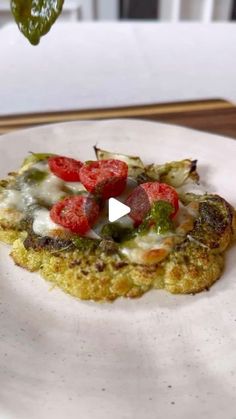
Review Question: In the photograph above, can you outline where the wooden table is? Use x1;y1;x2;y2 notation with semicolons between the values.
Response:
0;98;235;139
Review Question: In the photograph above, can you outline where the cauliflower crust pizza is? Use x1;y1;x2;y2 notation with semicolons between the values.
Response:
0;148;235;301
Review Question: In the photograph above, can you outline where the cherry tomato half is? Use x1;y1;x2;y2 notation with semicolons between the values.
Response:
79;159;128;199
48;156;83;182
126;182;179;225
50;195;99;235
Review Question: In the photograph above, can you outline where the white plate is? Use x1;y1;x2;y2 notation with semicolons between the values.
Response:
0;119;236;419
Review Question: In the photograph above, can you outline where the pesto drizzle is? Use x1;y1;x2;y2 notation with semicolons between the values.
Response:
138;201;174;235
101;201;174;244
11;0;64;45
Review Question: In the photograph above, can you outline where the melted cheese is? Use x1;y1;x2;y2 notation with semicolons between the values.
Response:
32;208;63;236
30;162;48;171
24;173;65;206
0;161;88;236
174;201;197;227
177;181;208;195
120;230;176;264
0;189;24;210
0;175;65;211
64;181;86;193
120;203;197;264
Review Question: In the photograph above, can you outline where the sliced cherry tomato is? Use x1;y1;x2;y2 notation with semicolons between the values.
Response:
50;195;99;235
126;182;179;225
79;159;128;199
48;156;83;181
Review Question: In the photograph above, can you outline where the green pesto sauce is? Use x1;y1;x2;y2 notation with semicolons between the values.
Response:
138;201;174;235
100;201;174;244
72;236;100;251
11;0;64;45
22;168;48;184
101;222;135;243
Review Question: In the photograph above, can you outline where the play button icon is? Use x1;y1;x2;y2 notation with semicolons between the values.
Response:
108;198;130;222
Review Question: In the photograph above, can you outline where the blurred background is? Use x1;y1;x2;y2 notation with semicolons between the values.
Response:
0;0;236;25
1;0;236;135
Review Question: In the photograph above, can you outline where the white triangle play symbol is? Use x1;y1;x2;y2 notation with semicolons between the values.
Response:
108;198;130;223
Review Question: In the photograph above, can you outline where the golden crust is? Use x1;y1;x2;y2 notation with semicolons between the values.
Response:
0;175;23;241
0;208;22;230
0;207;23;244
11;238;162;301
9;235;226;301
163;242;224;294
0;227;22;244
